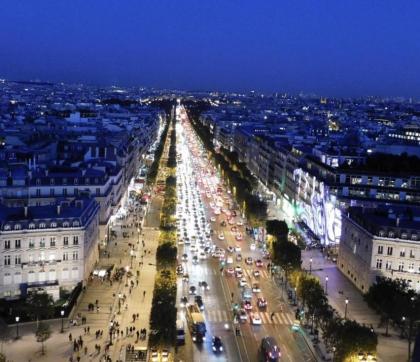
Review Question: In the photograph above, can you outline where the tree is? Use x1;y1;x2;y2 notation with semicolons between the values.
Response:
272;240;301;271
24;292;54;322
35;322;51;355
364;277;408;336
156;242;177;266
266;219;289;243
0;353;6;362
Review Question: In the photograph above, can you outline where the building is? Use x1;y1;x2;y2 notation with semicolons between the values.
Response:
338;206;420;292
0;197;100;300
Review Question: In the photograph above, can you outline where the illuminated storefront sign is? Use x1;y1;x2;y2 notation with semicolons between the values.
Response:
293;168;341;245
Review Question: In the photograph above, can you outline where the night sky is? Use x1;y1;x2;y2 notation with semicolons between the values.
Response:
1;0;419;97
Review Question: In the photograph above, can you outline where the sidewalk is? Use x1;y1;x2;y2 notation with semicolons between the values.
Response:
302;249;407;362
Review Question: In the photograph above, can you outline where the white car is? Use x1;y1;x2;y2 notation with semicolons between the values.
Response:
210;216;216;222
218;233;225;240
237;220;244;226
250;313;262;325
235;265;242;273
252;283;261;293
250;243;256;251
234;245;241;252
226;257;233;264
238;278;247;287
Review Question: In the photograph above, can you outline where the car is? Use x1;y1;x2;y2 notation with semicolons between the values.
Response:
199;252;207;260
237;220;244;226
255;259;263;267
245;257;253;265
198;281;210;290
250;313;262;325
176;265;184;275
218;233;225;240
234;245;241;252
161;349;169;362
238;309;248;322
227;246;234;253
182;273;189;282
228;218;235;225
235;233;243;241
243;300;252;311
150;349;159;362
182;253;188;261
195;295;204;310
189;286;196;295
252;283;261;293
235;265;242;273
192;255;199;264
250;243;256;251
257;297;267;309
210;216;216;222
180;296;189;307
253;270;261;278
238;277;247;287
226;257;233;264
212;336;223;352
231;226;238;232
226;267;235;275
236;254;242;262
260;336;280;361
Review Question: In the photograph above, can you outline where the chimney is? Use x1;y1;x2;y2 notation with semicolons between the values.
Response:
57;205;61;215
24;206;28;218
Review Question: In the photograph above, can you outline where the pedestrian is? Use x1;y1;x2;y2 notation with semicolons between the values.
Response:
143;290;146;297
271;312;275;320
84;346;88;355
69;333;72;342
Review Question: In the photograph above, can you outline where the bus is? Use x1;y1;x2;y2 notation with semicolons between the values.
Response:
176;319;185;345
186;304;206;343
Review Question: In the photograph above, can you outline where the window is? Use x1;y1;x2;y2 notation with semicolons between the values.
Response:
15;239;21;249
40;238;46;248
14;224;21;230
74;188;78;196
50;237;56;247
50;188;55;196
50;179;55;185
39;223;46;229
398;262;405;272
63;178;67;185
386;261;392;270
72;251;78;260
400;249;406;257
73;236;79;245
36;189;41;196
4;224;10;230
50;222;57;228
63;236;69;246
96;188;100;196
63;221;69;227
74;178;78;185
29;223;35;229
409;263;415;271
410;250;415;258
377;245;383;254
4;255;11;266
29;239;35;248
63;188;67;196
4;240;10;250
63;252;69;261
376;259;382;269
73;221;80;227
14;255;21;265
387;247;393;256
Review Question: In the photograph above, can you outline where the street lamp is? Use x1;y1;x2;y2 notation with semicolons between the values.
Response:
15;316;20;339
345;299;349;320
109;322;114;345
325;276;329;295
118;293;122;314
294;287;297;305
130;249;135;268
137;228;140;245
309;258;313;274
60;310;65;333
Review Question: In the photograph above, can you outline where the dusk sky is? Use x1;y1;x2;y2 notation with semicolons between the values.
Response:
1;1;419;97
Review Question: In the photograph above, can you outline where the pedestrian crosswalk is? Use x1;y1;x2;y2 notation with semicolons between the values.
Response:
199;267;271;279
204;310;293;325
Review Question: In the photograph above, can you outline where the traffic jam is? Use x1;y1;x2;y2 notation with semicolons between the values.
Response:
175;105;294;361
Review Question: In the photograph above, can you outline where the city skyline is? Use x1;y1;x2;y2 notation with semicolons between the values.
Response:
1;1;419;98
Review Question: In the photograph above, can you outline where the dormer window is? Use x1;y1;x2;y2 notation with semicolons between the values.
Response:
412;234;418;241
29;223;35;229
50;222;57;228
14;224;21;230
388;231;395;238
4;225;11;230
379;230;385;237
50;179;55;185
63;178;67;185
39;222;46;229
63;221;69;227
36;179;41;185
73;221;80;227
85;178;90;184
74;178;78;185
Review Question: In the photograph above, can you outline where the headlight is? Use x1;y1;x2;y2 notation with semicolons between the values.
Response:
192;336;196;341
212;346;216;351
220;346;223;351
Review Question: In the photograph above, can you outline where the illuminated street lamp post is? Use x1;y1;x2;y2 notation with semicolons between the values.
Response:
130;249;135;268
325;276;329;295
15;316;20;339
60;310;65;333
309;258;313;274
345;299;349;320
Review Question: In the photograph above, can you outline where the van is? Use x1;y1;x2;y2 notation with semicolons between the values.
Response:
176;320;185;345
260;336;280;361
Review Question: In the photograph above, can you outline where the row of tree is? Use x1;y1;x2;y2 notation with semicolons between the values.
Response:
149;115;178;346
266;219;377;361
146;116;170;186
